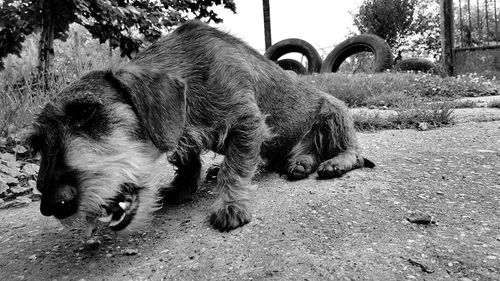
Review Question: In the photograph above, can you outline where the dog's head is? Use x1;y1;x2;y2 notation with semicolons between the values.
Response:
27;66;186;232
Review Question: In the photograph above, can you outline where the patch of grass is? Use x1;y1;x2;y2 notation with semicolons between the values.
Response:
0;24;123;138
303;72;421;107
301;72;499;108
391;101;455;129
0;74;63;137
419;73;498;98
364;90;413;108
352;110;392;131
352;101;455;132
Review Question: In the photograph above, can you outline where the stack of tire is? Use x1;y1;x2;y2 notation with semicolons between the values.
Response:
393;58;441;75
264;38;322;74
265;34;439;75
264;34;393;75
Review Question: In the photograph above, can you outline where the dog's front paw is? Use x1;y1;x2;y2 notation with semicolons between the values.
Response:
287;160;312;180
286;155;315;180
317;160;346;179
209;200;251;231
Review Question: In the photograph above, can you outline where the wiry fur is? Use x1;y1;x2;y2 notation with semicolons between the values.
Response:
65;104;165;232
30;20;373;234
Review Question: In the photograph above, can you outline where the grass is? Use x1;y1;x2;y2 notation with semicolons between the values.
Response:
351;101;455;132
301;71;500;131
391;101;455;129
1;24;499;138
351;110;393;131
0;74;65;138
0;24;122;137
301;72;498;108
303;73;419;108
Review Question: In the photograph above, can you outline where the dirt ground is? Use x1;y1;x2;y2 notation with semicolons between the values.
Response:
1;121;499;281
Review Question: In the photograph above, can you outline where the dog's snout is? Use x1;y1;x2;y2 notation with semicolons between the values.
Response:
40;185;79;219
36;142;81;219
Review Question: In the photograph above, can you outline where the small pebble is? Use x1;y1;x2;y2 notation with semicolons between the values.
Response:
407;214;435;225
86;238;101;249
124;248;139;256
417;122;429;131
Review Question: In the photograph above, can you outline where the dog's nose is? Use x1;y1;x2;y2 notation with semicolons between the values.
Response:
40;185;79;219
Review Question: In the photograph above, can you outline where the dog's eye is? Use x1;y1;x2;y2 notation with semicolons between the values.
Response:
66;103;100;127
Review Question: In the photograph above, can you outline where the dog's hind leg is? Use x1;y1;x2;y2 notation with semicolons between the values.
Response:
209;99;269;231
162;148;201;204
305;96;374;179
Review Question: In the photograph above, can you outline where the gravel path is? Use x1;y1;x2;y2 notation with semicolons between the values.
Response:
1;121;499;280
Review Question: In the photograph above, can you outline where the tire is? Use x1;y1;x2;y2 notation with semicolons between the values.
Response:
275;59;307;75
264;38;322;74
320;34;393;73
394;58;440;75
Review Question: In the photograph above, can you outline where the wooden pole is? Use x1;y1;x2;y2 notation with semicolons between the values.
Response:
263;0;272;50
440;0;454;76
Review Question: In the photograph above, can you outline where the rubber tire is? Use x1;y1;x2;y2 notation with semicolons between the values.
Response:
275;59;307;75
264;38;322;74
394;58;440;75
320;34;393;73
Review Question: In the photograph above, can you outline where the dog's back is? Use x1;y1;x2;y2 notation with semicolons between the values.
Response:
132;21;348;161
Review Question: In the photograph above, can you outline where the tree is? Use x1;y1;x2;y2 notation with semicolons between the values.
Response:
354;0;416;48
353;0;440;60
0;0;236;73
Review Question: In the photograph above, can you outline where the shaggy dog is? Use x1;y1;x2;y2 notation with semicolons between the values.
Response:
28;20;374;233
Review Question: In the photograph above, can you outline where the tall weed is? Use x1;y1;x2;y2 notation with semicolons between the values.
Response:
1;24;123;137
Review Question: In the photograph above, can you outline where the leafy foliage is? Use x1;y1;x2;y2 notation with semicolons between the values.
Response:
353;0;440;60
354;0;416;47
0;0;236;70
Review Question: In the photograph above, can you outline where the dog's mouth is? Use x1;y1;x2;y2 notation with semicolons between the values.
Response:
97;183;140;231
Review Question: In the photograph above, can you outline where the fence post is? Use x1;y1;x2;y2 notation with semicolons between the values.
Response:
441;0;454;76
263;0;272;50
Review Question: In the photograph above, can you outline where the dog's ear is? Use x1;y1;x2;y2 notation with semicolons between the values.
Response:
109;65;187;151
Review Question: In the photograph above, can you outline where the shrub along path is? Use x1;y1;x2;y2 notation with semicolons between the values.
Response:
1;120;499;280
351;95;500;131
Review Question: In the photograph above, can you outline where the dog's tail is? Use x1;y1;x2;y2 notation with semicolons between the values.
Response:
362;158;376;168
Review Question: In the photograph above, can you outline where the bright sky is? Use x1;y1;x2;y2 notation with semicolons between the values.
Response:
211;0;364;56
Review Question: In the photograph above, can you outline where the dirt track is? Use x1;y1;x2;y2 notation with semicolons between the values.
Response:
1;121;499;280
